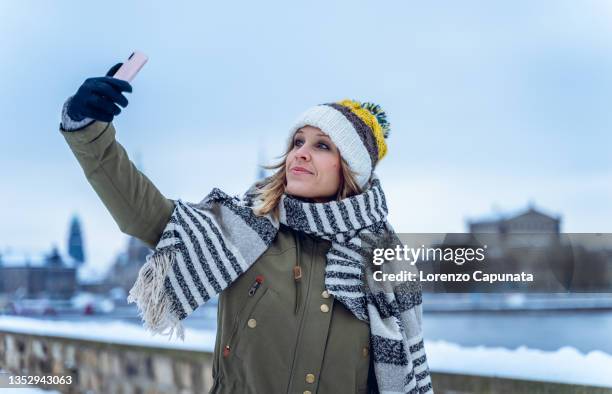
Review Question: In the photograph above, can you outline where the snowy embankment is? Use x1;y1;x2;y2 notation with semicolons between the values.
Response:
0;316;216;352
426;340;612;388
1;316;611;388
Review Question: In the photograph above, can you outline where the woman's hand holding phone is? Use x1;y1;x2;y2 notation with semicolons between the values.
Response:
67;63;132;123
67;62;134;123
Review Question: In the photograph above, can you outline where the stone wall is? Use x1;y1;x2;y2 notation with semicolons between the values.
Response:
1;329;611;394
0;329;213;393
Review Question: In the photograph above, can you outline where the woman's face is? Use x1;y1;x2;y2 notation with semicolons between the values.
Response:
285;126;341;202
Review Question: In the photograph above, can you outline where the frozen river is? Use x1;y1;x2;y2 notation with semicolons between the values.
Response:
28;305;612;354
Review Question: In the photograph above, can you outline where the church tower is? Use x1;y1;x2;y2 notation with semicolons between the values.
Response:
67;215;86;267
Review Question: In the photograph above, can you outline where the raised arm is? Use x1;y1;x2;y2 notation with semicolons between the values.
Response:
59;63;174;248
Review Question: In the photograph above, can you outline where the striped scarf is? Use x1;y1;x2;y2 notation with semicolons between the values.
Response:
127;175;433;394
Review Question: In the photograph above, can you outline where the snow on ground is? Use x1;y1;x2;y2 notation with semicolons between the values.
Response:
426;340;612;388
0;316;215;352
1;316;611;388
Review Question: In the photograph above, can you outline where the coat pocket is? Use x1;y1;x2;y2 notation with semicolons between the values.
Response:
231;285;285;359
225;285;271;359
231;286;294;393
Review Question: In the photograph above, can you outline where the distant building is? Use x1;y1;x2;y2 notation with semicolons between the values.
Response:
0;246;77;299
67;215;86;267
104;236;152;293
468;203;561;234
461;203;569;290
467;203;562;251
0;213;86;299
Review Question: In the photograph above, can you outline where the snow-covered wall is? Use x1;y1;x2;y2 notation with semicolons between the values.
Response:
0;318;215;393
1;316;611;392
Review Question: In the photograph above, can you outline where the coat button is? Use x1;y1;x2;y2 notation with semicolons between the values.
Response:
247;318;257;328
362;347;369;358
320;304;329;313
321;290;330;298
305;373;315;383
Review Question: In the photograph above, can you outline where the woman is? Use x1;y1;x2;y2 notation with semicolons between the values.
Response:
59;63;433;394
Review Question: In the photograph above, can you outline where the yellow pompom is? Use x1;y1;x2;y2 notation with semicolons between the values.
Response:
337;99;388;161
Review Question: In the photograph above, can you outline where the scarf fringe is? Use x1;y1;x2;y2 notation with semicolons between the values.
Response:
127;248;185;341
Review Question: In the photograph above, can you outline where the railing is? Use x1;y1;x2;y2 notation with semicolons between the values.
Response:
0;329;610;394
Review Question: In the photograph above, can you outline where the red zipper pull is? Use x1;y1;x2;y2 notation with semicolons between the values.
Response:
223;345;231;357
248;275;264;296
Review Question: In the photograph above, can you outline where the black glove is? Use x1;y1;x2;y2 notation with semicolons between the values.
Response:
67;63;133;123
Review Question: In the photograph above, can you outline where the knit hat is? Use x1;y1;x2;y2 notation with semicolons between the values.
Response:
288;99;390;188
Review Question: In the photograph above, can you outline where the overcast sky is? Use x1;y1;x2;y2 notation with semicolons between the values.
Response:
1;1;611;278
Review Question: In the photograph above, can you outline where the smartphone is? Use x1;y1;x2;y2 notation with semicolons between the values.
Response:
112;51;148;82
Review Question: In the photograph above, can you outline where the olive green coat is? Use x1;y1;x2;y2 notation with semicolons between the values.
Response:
60;121;375;393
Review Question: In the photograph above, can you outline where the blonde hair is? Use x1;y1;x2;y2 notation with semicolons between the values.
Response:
252;137;363;219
